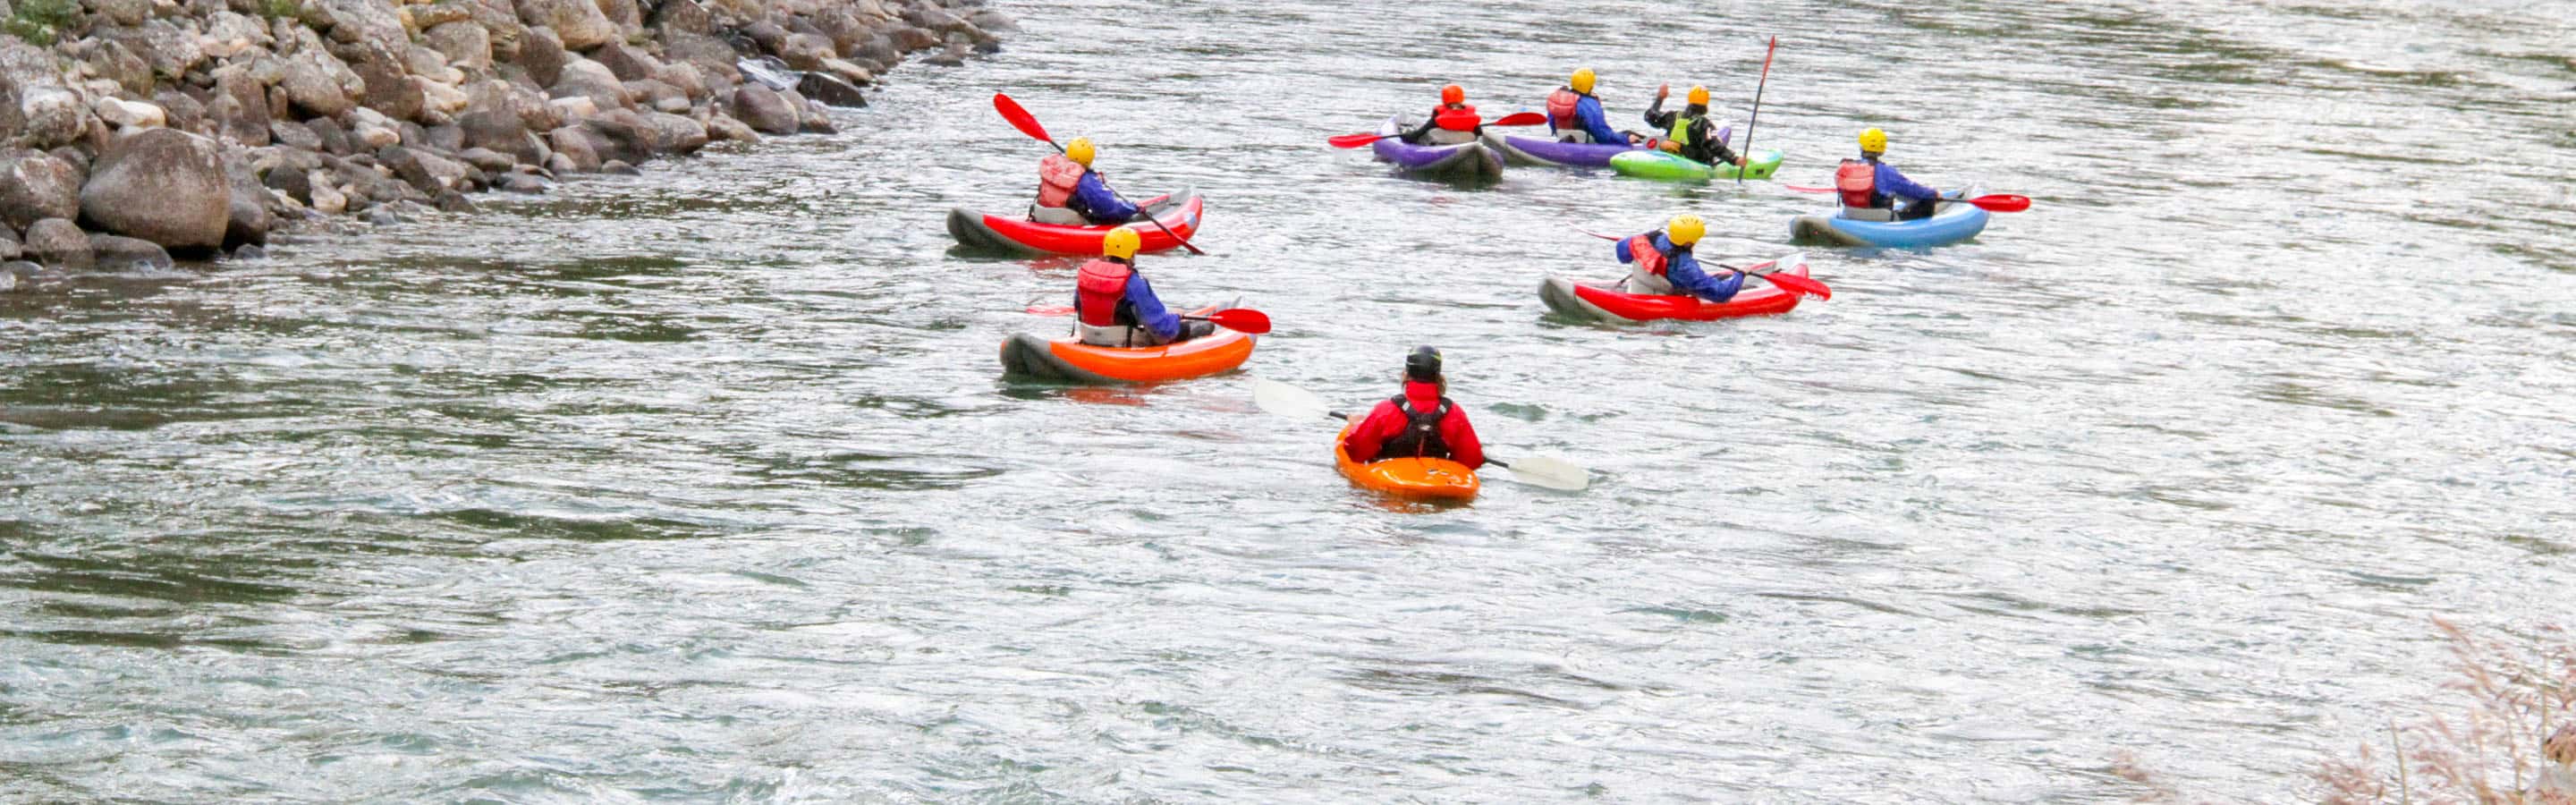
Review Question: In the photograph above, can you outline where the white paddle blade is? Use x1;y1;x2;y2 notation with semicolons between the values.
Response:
1778;251;1808;275
1504;455;1589;491
1250;377;1334;421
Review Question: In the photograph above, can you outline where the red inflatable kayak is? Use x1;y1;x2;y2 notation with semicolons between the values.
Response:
997;301;1256;384
945;189;1204;257
1538;258;1811;323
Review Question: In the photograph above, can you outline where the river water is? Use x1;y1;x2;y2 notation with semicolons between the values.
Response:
5;0;2573;801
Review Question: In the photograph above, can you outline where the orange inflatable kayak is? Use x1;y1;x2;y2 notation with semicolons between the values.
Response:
1333;422;1479;500
998;301;1255;384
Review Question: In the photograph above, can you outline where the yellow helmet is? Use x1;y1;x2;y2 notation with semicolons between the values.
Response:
1066;137;1096;167
1570;68;1597;94
1858;128;1887;153
1686;85;1709;106
1102;226;1140;259
1665;214;1705;247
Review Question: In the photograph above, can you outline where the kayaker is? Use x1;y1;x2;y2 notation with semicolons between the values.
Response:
1614;214;1744;301
1640;84;1746;169
1072;227;1207;347
1545;68;1630;145
1030;137;1140;226
1400;84;1484;146
1836;128;1944;221
1341;347;1486;470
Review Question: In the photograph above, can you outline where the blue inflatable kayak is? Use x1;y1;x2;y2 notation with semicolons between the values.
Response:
1789;191;1989;248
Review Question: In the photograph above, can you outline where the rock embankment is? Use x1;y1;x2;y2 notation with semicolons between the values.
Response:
0;0;1011;281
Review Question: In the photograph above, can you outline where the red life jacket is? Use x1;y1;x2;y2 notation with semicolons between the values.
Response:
1624;233;1670;277
1433;104;1480;131
1036;154;1086;208
1074;258;1131;326
1545;89;1582;131
1836;159;1877;208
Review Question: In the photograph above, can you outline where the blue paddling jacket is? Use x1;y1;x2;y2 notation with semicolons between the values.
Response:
1072;172;1140;224
1616;232;1745;302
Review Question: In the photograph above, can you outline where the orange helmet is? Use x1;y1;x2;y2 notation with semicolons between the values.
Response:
1440;84;1465;106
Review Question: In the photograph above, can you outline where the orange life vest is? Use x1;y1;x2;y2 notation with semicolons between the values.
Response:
1037;154;1086;208
1545;89;1582;131
1836;159;1877;208
1624;233;1670;276
1433;104;1480;131
1074;258;1131;326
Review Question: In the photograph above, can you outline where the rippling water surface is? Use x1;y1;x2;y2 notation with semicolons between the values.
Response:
5;0;2573;800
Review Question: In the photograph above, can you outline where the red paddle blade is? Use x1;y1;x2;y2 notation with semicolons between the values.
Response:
992;93;1052;144
1488;112;1546;127
1205;308;1271;335
1758;271;1832;301
1326;133;1385;148
1026;305;1073;316
1966;193;2031;213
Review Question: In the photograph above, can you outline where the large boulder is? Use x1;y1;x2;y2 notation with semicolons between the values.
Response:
343;42;424;122
78;128;232;251
544;123;600;171
209;67;273;147
591;40;660;81
1;150;83;230
22;218;91;268
514;25;569;88
381;145;470;194
776;33;835;71
547;56;628;111
798;72;865;108
223;157;271;247
634;110;705;155
86;40;155;97
513;0;615;50
576;110;652;163
281;42;365;117
731;85;796;135
456;108;539;163
424;21;492;72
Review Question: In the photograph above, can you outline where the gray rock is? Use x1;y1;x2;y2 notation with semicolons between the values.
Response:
0;225;19;261
424;21;493;72
741;21;787;54
362;206;400;225
648;0;709;35
515;25;568;88
797;72;865;107
2;150;83;231
89;234;175;269
282;41;364;117
499;171;547;192
731;85;796;135
20;87;93;149
78;128;232;251
407;3;472;30
513;0;614;50
457;146;514;173
704;112;757;143
223;157;271;247
87;41;155;97
599;159;638;175
381;145;470;194
306;116;356;155
634;110;705;154
263;162;315;203
456;109;542;164
543;150;576;175
433;189;477;212
544;124;600;171
230;243;267;260
23;218;92;268
777;32;835;71
967;8;1016;32
592;40;661;82
90;0;152;27
301;0;408;51
594;0;640;35
270;120;325;150
922;42;969;67
650;61;707;100
424;123;466;153
547;56;628;111
46;147;89;177
577;111;651;163
625;78;686;113
344;42;423;123
734;55;797;91
659;33;739;85
208;72;271;147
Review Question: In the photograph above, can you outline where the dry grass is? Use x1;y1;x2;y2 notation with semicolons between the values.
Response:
2317;619;2576;804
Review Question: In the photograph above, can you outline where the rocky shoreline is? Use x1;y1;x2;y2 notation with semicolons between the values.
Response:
0;0;1009;290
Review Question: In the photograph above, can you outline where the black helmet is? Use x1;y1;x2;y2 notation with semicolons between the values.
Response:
1404;346;1442;383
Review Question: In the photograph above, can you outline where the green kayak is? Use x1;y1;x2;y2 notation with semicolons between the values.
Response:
1608;148;1784;182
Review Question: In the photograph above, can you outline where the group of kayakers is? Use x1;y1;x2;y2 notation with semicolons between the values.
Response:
995;67;1958;473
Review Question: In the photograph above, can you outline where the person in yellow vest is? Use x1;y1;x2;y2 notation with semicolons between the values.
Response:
1640;84;1745;169
1030;138;1140;225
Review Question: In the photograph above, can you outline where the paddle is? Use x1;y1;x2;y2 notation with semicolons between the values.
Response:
992;92;1208;256
1570;228;1831;300
1023;305;1272;334
1326;112;1549;148
1249;377;1589;491
1740;35;1777;187
1782;186;2033;213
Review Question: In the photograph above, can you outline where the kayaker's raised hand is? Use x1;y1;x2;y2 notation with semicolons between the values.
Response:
1656;83;1670;100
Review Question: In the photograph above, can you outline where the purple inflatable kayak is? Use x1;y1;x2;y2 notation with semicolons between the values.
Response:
1368;116;1504;181
1486;125;1730;168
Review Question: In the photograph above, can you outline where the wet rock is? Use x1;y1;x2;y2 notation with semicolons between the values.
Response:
921;43;968;67
456;108;545;164
2;150;84;231
21;87;94;149
513;0;614;50
433;188;477;211
23;218;93;268
498;171;547;192
600;158;638;175
543;150;576;175
545;123;601;171
578;112;652;164
968;8;1016;32
263;161;315;202
457;146;514;173
306;172;348;213
79;129;232;251
424;21;491;72
731;84;795;135
734;55;796;91
361;205;400;225
798;71;864;107
0;226;19;261
230;243;267;260
382;145;470;193
89;234;175;269
818;57;873;86
777;32;834;71
634;110;705;154
704;111;756;143
224;157;271;246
